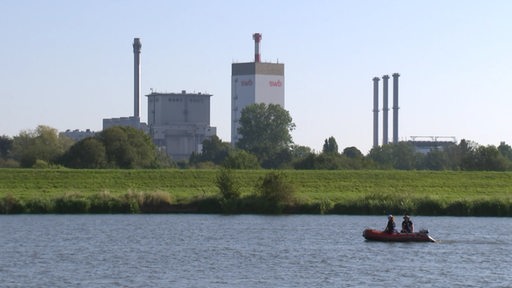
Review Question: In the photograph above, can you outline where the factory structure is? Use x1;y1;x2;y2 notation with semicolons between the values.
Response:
231;33;285;145
64;35;459;160
101;38;216;161
372;74;456;153
372;73;400;148
99;34;286;160
407;136;457;154
102;38;147;132
146;90;216;161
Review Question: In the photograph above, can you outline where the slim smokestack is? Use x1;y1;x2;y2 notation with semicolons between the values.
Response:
372;77;380;148
253;33;262;63
392;73;400;144
133;38;142;118
382;75;390;145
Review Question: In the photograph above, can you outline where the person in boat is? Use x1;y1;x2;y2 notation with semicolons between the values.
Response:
384;214;396;233
401;215;414;233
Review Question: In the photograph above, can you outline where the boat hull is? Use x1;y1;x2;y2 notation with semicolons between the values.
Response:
363;229;435;242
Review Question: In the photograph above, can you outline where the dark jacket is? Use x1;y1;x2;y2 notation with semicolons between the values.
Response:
401;219;413;233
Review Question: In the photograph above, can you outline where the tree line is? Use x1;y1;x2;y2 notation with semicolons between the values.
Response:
0;125;171;169
1;103;512;171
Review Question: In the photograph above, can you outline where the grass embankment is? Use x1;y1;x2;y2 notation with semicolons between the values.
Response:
1;169;511;215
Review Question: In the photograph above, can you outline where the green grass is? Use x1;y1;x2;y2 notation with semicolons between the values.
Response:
1;169;511;215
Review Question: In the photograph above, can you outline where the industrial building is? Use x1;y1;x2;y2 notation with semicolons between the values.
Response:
372;75;457;153
101;38;217;161
60;129;96;141
409;136;457;154
102;38;145;132
231;33;285;145
147;90;216;161
103;116;147;131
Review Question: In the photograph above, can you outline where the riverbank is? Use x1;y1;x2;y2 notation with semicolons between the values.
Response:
1;169;511;215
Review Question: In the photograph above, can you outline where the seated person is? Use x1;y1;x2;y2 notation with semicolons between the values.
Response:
401;215;414;233
384;215;396;233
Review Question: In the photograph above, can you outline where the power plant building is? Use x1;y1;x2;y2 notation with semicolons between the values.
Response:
147;91;216;161
102;38;145;132
102;38;217;161
231;33;285;145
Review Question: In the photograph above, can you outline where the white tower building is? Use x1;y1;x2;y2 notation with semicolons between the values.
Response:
231;33;285;145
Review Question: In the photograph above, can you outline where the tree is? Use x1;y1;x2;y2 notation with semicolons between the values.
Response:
96;126;159;168
99;126;133;168
0;135;16;167
437;142;458;170
237;103;295;167
341;147;365;169
367;142;418;170
222;150;260;169
293;153;316;170
498;142;512;161
367;144;394;169
322;136;339;154
472;145;508;171
423;149;449;170
343;146;363;159
189;135;231;166
458;139;478;170
0;135;13;159
313;153;346;169
392;142;418;170
11;125;74;167
61;137;107;168
290;145;313;159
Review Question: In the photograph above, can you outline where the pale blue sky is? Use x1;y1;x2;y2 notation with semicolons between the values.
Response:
1;0;511;153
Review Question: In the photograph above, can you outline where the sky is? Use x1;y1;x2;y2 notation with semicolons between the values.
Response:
1;0;511;153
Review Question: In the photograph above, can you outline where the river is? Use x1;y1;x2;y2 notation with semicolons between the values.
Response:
1;215;510;287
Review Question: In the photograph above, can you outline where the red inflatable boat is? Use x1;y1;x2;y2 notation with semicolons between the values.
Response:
363;229;436;242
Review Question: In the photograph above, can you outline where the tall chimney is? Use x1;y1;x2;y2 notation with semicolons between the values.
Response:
133;38;142;118
253;33;262;63
382;75;390;145
372;77;380;148
392;73;400;144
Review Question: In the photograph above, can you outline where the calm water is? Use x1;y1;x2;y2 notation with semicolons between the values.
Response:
1;215;511;287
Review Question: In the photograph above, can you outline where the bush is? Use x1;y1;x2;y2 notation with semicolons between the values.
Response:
256;171;296;213
216;168;241;200
0;194;26;213
215;168;242;213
